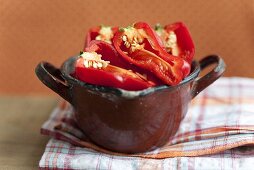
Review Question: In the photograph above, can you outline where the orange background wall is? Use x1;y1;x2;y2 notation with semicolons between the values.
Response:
0;0;253;95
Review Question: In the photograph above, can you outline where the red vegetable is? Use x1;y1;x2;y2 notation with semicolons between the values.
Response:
113;22;186;86
86;40;164;85
75;41;155;91
85;25;118;47
155;22;195;66
85;40;126;68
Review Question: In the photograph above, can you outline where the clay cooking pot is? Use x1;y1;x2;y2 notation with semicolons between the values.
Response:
35;55;225;153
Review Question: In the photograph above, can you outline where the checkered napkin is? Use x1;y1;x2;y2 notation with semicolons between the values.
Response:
39;77;254;169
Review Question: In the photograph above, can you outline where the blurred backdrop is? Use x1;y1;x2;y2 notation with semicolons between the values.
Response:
0;0;253;95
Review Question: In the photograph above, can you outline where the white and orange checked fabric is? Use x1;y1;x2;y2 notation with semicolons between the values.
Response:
39;77;254;169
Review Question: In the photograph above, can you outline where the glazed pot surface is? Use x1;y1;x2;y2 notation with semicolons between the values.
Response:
72;81;190;153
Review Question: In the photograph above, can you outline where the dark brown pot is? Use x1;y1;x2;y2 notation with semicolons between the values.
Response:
35;55;225;153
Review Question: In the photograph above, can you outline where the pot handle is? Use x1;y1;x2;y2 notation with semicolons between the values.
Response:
35;62;72;103
191;55;226;98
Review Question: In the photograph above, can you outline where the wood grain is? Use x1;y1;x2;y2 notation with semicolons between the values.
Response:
0;96;57;169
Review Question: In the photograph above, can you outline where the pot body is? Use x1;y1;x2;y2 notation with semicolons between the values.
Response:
72;82;191;153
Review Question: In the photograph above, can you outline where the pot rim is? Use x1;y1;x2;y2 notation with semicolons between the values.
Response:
61;55;201;98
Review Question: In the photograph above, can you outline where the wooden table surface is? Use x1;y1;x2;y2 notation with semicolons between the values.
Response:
0;96;57;169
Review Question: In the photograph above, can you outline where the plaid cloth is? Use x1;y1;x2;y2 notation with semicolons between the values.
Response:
39;77;254;169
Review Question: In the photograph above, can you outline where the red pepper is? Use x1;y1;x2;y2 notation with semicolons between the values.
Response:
75;41;155;91
86;40;164;85
85;25;118;47
113;22;185;86
155;22;195;66
85;40;133;70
